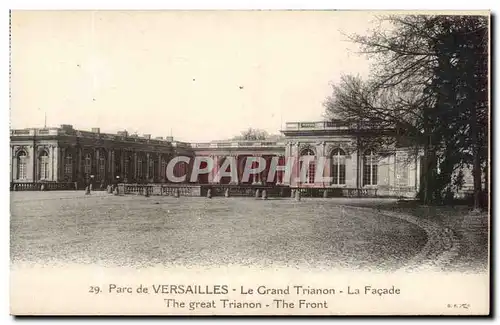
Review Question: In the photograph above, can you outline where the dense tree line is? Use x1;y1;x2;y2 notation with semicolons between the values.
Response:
324;15;489;209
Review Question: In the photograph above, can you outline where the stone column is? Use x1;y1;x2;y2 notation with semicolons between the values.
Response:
157;153;162;182
11;146;15;182
276;155;283;184
262;155;268;185
319;142;326;187
146;153;150;182
27;145;34;181
207;155;218;184
32;145;37;182
283;144;292;186
111;150;115;180
229;155;239;184
78;147;83;182
108;150;112;180
50;146;54;181
264;155;272;185
95;148;99;179
134;152;138;180
120;150;125;180
324;152;331;187
251;155;258;184
237;155;245;184
56;146;60;182
213;156;220;184
294;142;300;187
187;155;195;184
71;146;77;182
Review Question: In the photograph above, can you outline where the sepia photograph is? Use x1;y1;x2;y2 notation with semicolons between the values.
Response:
9;10;490;315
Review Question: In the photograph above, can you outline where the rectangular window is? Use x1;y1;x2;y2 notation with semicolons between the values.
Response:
363;163;370;186
137;161;142;178
64;158;72;177
124;159;129;177
308;162;315;184
149;160;154;179
99;158;105;179
84;158;91;175
18;160;26;179
339;164;346;184
40;158;49;179
332;157;346;185
161;159;166;178
363;153;378;186
371;164;378;185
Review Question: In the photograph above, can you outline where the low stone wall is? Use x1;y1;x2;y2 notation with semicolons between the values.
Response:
293;187;379;198
11;182;78;191
118;183;202;197
376;186;418;199
201;185;291;197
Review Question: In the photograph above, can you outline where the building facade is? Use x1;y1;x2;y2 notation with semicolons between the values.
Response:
10;124;193;189
10;120;440;197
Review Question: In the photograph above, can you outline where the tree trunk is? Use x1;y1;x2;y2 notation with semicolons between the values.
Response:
420;115;435;205
483;162;488;208
470;104;482;211
472;154;482;210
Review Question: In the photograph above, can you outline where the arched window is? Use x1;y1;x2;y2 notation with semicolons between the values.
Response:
64;154;72;178
39;150;49;180
331;148;346;185
84;153;92;175
300;148;316;184
17;151;27;180
98;155;106;179
363;149;378;186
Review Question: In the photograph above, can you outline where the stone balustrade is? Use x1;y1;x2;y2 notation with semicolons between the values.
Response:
11;181;77;191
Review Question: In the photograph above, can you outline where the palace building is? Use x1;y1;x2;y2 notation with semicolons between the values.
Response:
10;120;471;197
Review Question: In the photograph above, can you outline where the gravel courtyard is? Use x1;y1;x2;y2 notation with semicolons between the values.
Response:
10;191;429;271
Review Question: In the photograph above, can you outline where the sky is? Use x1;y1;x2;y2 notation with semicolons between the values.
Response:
10;10;375;142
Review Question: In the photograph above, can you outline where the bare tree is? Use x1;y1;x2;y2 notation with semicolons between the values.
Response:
324;15;488;208
232;128;270;141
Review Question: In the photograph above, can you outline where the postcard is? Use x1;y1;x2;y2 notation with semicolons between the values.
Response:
9;10;490;315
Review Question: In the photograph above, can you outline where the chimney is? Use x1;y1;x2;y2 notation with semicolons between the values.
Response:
91;127;100;134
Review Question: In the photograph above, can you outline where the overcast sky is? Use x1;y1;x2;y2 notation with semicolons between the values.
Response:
10;10;374;142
